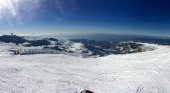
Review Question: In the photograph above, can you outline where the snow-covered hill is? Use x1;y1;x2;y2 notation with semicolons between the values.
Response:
0;43;169;93
0;35;156;57
0;35;169;93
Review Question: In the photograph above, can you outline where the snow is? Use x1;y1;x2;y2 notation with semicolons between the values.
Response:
0;43;170;93
69;43;86;52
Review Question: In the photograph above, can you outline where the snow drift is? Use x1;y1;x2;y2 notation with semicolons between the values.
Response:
0;42;169;93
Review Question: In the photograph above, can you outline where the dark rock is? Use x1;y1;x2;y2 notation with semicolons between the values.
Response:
48;38;58;42
0;35;27;44
29;40;50;46
81;90;94;93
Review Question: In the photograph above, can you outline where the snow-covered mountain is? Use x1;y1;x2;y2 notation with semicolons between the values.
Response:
0;35;170;93
0;35;157;57
0;39;169;93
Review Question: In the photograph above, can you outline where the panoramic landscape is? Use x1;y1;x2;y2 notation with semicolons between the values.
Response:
0;0;170;93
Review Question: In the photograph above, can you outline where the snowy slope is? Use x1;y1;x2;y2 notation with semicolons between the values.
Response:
0;43;170;93
0;35;157;57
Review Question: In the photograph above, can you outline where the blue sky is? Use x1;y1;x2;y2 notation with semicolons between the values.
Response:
0;0;169;36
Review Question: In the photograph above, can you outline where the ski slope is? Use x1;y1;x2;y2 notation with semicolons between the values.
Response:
0;43;170;93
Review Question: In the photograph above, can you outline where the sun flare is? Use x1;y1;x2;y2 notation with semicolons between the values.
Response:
0;0;19;17
0;0;10;9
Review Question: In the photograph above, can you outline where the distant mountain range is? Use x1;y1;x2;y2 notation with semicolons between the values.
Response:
0;34;168;57
66;34;170;45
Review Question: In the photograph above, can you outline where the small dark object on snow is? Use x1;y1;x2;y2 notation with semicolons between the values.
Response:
81;90;94;93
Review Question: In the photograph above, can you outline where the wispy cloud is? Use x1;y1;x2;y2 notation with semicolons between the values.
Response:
0;0;78;27
0;0;21;25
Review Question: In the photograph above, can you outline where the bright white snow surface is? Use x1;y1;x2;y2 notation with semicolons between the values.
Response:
0;43;170;93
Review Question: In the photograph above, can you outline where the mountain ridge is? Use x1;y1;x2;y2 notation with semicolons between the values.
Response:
0;35;157;57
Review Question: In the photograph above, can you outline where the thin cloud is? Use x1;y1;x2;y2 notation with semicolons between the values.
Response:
0;0;78;27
